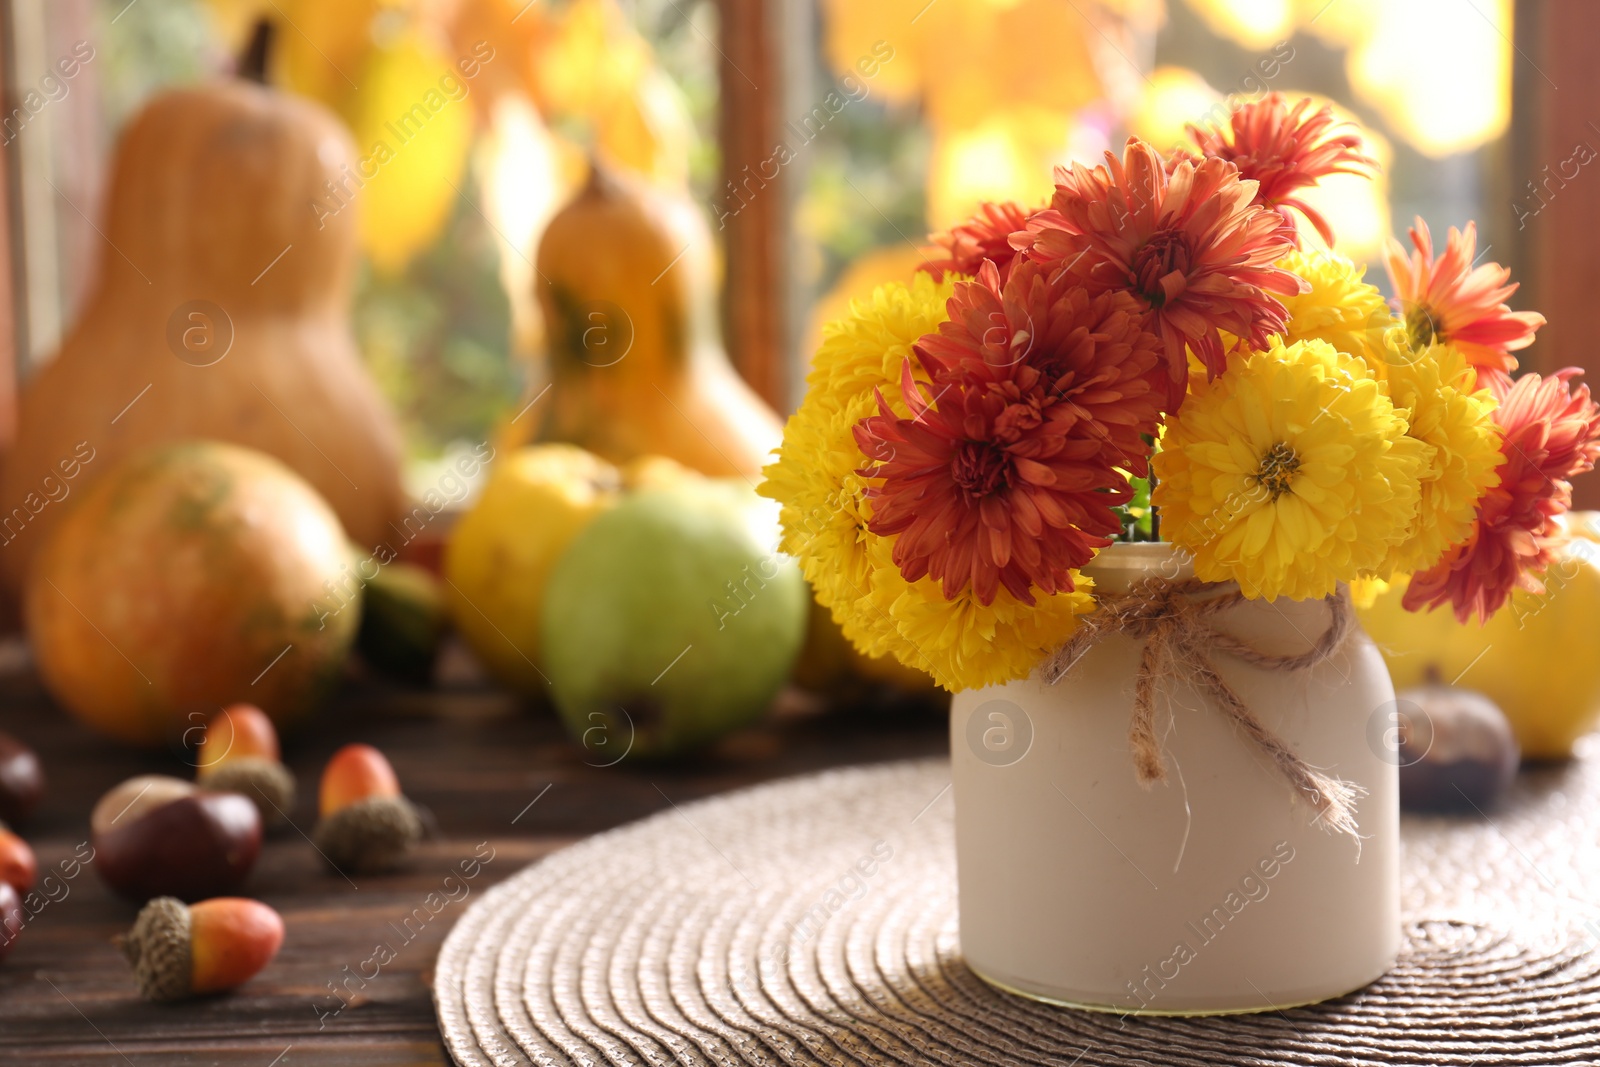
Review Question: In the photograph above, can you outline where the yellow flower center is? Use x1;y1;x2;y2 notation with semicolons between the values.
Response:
1254;441;1301;499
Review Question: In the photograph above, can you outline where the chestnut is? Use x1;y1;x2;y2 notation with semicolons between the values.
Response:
0;823;36;893
92;775;262;903
0;730;44;826
1395;684;1520;813
0;880;20;963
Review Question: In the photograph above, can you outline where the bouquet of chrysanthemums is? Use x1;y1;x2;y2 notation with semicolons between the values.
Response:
761;94;1600;692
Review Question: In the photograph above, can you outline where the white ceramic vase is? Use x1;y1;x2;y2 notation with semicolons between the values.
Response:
950;542;1400;1015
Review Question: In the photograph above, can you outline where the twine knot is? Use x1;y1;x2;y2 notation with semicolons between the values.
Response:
1040;576;1365;840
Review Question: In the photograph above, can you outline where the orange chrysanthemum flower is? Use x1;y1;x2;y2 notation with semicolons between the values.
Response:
1015;138;1305;398
921;200;1036;280
1384;218;1545;389
1176;94;1377;247
854;262;1165;606
1404;369;1600;623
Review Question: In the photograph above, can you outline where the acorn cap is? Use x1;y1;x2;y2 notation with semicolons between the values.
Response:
199;758;296;826
312;795;422;874
122;896;192;1001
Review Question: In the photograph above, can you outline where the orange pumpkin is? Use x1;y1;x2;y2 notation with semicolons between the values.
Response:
514;163;781;477
0;52;406;592
25;441;357;747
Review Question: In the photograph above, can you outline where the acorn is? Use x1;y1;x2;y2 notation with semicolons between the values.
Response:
195;704;296;827
0;730;44;826
311;744;422;873
0;821;37;893
93;775;262;902
121;896;284;1001
0;880;21;963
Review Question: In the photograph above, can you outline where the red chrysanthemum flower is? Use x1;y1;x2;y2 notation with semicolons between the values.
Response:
854;262;1166;606
1404;369;1600;623
920;200;1037;281
1385;217;1545;389
915;260;1167;476
1175;94;1377;247
1013;138;1305;397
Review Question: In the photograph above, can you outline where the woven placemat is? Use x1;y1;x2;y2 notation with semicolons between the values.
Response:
435;755;1600;1066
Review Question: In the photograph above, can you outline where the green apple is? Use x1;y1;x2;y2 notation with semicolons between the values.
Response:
541;481;808;761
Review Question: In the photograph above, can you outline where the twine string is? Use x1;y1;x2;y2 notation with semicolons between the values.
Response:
1040;576;1365;839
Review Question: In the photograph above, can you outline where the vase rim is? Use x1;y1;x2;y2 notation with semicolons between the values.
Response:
1081;542;1194;591
1085;541;1190;567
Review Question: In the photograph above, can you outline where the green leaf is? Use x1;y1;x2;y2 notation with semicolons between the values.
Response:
1111;475;1154;542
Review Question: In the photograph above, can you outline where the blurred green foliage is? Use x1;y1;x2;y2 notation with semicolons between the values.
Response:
797;93;928;299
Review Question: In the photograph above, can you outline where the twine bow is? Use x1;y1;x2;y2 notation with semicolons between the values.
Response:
1039;576;1365;840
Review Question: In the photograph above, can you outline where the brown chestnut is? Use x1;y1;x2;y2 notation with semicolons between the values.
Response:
92;775;261;903
0;880;20;963
1395;684;1520;813
0;730;44;826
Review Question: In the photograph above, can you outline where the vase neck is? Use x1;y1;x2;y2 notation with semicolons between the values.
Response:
1081;543;1193;595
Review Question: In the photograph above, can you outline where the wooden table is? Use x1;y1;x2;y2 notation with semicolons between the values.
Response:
0;658;946;1065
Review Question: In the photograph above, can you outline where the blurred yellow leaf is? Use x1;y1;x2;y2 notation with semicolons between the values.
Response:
275;0;387;108
344;29;476;272
1184;0;1294;50
1127;65;1222;155
927;108;1068;227
1292;0;1386;47
819;0;927;106
446;0;557;106
1345;0;1511;157
822;0;1108;124
530;0;652;117
1098;0;1167;31
595;65;694;187
920;0;1103;130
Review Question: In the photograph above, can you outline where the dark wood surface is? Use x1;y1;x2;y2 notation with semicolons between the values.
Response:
0;651;947;1066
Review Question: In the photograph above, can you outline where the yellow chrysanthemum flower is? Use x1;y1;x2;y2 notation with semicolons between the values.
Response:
1347;576;1390;610
761;271;1099;690
807;271;955;410
1371;334;1503;575
1152;338;1427;601
761;274;963;682
863;538;1097;692
762;274;952;583
760;391;880;617
1275;248;1394;364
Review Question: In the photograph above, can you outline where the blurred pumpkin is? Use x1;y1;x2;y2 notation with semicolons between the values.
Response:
25;442;358;747
0;30;406;592
513;162;780;478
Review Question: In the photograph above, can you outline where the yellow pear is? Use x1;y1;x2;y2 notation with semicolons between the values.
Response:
617;454;699;492
443;444;620;694
1358;541;1600;759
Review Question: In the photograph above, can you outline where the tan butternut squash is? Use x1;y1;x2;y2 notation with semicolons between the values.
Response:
517;162;780;477
1;42;406;592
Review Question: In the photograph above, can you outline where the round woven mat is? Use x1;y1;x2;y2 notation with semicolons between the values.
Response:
435;757;1600;1066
